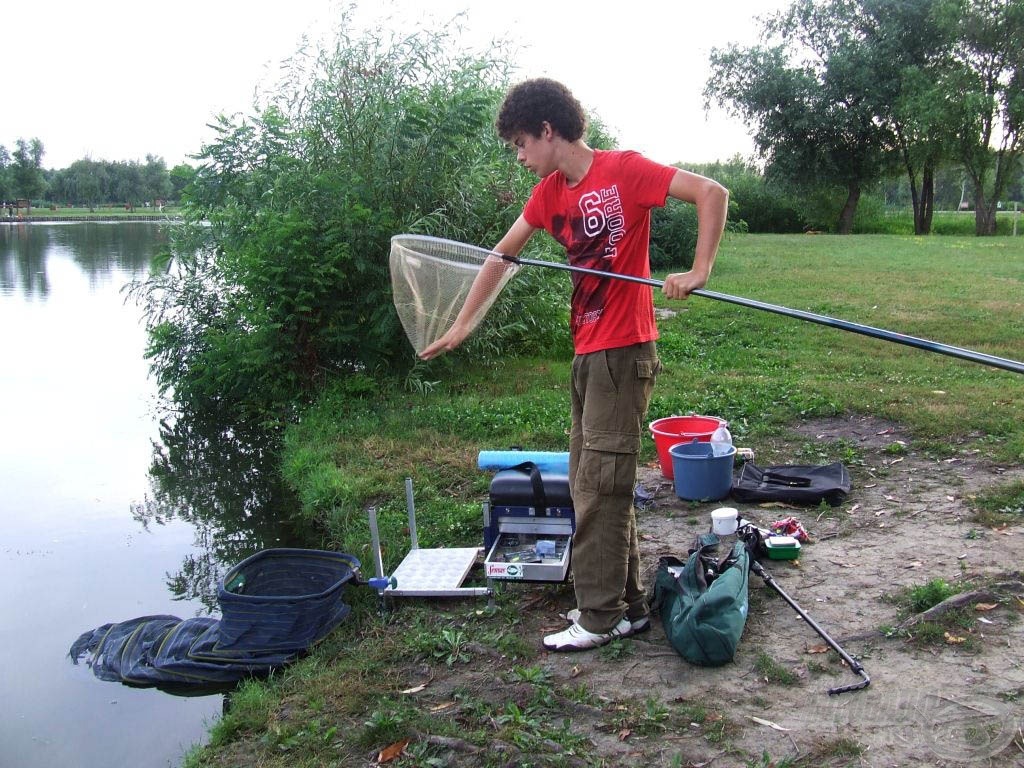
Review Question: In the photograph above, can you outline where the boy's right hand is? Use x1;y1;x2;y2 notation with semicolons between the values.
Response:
419;325;470;360
662;269;709;300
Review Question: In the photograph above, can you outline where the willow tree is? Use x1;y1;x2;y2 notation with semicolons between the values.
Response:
135;14;564;422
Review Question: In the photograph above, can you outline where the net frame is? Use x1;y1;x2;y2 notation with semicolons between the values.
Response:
390;234;521;356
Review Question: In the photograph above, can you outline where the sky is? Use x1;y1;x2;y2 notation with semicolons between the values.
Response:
3;0;790;171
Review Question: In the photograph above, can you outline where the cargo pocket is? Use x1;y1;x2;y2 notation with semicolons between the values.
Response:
577;447;638;497
633;356;661;424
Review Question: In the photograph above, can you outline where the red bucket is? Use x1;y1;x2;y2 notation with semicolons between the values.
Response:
649;415;723;479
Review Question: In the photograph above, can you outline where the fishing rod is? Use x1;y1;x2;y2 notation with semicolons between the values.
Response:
500;254;1024;376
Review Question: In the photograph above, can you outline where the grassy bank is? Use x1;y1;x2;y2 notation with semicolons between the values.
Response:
186;233;1023;767
7;205;183;219
283;233;1023;558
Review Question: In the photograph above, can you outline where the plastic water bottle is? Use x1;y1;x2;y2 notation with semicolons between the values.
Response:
710;421;733;456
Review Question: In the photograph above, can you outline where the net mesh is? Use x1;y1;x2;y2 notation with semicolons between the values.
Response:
390;234;521;356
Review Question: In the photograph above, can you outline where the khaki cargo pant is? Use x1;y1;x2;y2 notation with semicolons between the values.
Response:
568;341;661;634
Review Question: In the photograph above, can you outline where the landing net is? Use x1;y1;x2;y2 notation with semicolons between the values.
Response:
389;234;521;356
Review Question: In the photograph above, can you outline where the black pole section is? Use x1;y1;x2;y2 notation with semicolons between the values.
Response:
502;254;1024;376
748;559;871;695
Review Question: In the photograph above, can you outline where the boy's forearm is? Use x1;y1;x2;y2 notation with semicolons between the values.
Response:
450;216;537;330
691;182;729;279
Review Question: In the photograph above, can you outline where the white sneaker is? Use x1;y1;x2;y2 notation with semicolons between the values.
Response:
565;608;650;636
543;616;632;652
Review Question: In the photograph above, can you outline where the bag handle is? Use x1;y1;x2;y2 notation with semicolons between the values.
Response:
503;461;548;514
761;472;812;488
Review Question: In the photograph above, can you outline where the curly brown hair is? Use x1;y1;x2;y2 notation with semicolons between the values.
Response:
495;78;587;143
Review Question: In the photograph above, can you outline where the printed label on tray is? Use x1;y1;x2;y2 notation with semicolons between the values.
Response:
487;562;524;579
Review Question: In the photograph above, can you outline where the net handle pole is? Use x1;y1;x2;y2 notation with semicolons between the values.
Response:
499;254;1024;376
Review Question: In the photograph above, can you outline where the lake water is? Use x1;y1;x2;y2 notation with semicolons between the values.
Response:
0;223;300;768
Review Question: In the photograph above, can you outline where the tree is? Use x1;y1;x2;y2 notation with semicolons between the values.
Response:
0;144;11;200
111;160;144;209
706;0;889;233
142;155;173;204
856;0;963;234
12;138;46;200
948;0;1024;235
65;158;106;209
169;164;197;202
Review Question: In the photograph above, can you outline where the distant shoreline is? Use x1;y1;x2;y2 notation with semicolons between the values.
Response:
2;215;181;223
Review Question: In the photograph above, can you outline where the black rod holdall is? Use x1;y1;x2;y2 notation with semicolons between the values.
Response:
731;462;851;506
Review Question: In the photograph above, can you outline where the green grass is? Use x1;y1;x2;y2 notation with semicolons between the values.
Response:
969;480;1024;527
865;208;1024;236
283;233;1024;557
902;578;961;615
14;205;183;218
754;652;799;686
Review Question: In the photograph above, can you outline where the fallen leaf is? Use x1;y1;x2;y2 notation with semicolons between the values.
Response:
749;715;790;732
944;632;966;645
887;457;904;465
975;603;999;612
876;428;895;435
978;617;994;625
932;390;947;395
849;504;861;513
430;701;455;712
905;561;923;569
806;644;830;654
376;738;409;763
618;728;631;741
864;483;877;488
400;683;428;694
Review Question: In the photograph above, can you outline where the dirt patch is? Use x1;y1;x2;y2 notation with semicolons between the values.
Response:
394;415;1024;767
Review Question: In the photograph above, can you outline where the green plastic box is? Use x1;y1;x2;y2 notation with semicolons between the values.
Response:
765;536;801;560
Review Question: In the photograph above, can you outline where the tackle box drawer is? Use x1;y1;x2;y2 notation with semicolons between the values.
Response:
484;530;572;582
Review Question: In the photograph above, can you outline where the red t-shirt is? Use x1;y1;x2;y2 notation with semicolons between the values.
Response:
523;149;676;355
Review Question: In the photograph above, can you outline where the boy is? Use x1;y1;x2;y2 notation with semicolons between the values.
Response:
421;78;728;651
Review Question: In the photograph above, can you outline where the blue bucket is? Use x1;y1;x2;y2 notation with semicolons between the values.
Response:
669;440;736;502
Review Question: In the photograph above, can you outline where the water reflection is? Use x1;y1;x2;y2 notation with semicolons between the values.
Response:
0;222;166;297
134;408;314;612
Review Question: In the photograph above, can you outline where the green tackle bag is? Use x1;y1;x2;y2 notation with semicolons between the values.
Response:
650;534;750;666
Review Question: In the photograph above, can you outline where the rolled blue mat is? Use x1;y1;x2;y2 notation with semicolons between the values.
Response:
477;450;570;473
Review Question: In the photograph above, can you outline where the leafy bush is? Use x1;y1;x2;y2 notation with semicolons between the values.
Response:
133;15;565;421
682;157;805;234
650;198;699;269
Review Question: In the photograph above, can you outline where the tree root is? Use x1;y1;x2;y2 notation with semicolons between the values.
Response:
900;579;1023;630
839;577;1024;643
